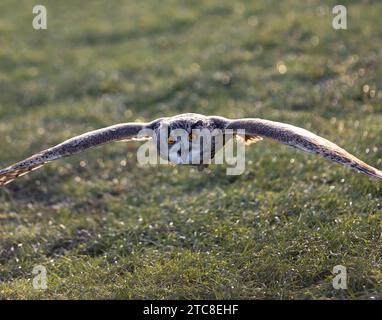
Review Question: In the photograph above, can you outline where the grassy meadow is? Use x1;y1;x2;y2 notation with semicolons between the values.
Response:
0;0;382;299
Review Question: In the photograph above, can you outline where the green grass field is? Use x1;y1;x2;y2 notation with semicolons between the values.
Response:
0;0;381;299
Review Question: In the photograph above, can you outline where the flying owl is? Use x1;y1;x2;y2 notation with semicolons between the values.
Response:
0;113;381;186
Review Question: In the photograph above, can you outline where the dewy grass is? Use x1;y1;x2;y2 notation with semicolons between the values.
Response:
0;0;381;299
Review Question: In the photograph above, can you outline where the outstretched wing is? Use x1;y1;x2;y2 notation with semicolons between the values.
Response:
227;118;382;180
0;122;152;186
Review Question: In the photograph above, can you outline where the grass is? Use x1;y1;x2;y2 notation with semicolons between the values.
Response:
0;0;381;299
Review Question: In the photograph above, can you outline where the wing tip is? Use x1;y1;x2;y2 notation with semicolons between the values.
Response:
0;164;45;187
369;169;382;181
353;163;382;181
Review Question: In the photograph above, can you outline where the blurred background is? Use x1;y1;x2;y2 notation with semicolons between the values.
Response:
0;0;381;299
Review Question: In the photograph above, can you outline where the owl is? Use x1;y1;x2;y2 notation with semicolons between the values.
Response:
0;113;381;186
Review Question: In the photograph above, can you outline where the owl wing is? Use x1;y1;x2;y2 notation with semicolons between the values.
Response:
226;118;382;180
0;122;153;186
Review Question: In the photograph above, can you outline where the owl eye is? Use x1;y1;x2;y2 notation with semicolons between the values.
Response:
168;137;175;145
188;133;196;141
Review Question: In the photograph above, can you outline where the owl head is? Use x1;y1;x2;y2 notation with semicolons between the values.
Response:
153;115;227;166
